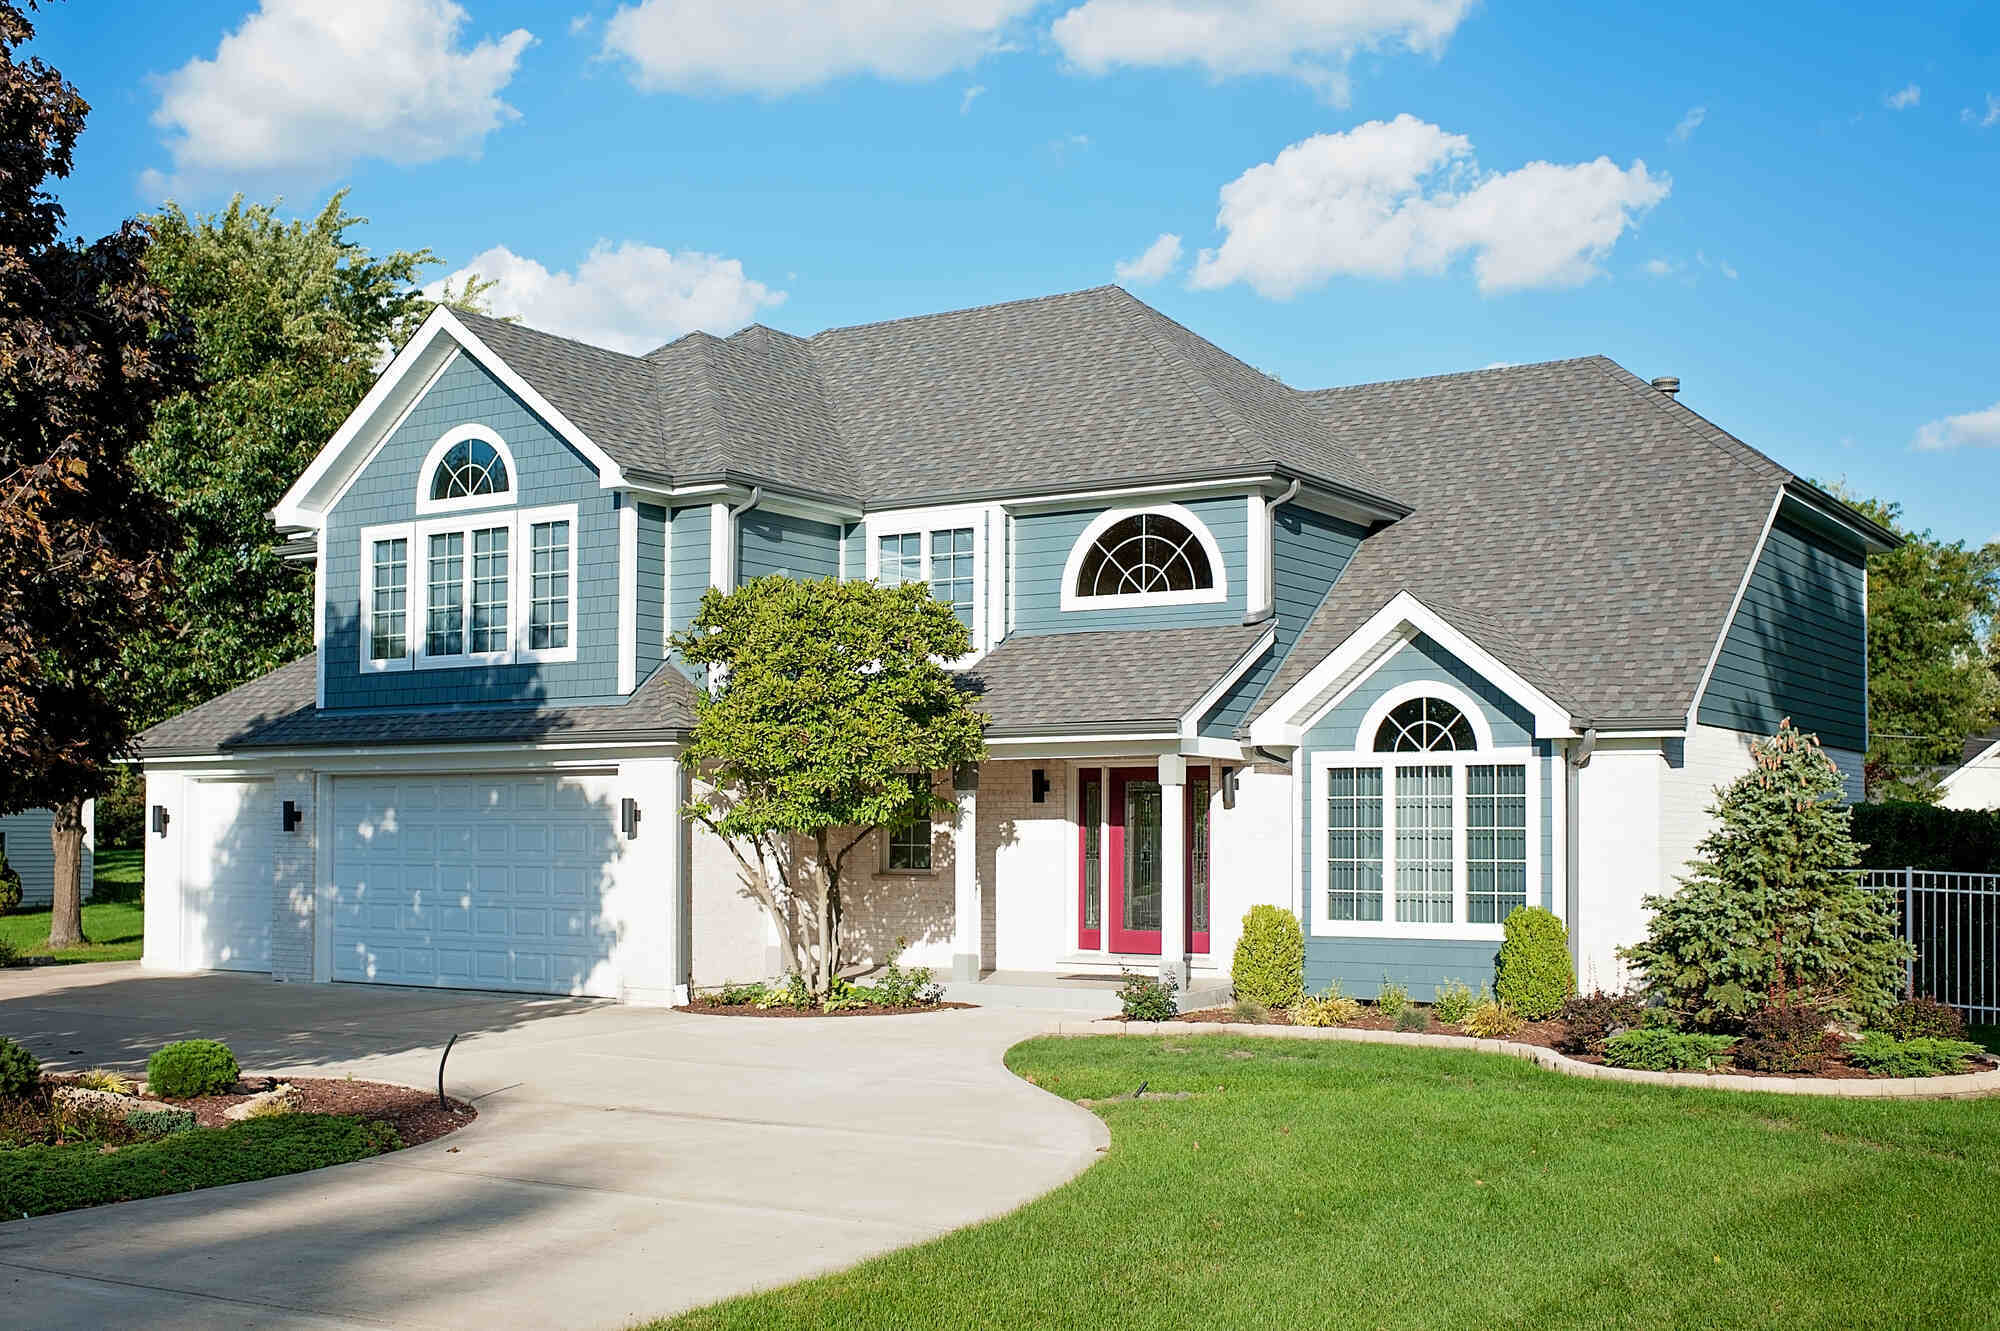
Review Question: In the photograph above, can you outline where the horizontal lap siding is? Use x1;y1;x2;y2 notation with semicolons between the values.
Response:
1305;938;1501;1001
0;807;92;908
1697;517;1867;752
636;503;666;679
668;505;711;637
738;510;840;582
323;355;622;708
1011;495;1248;634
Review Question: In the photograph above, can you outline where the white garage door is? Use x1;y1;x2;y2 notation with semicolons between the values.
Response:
182;778;275;973
330;773;621;996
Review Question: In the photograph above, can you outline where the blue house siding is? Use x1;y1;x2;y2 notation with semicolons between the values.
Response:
739;509;841;582
1697;516;1868;752
1011;495;1249;634
1202;502;1366;736
667;505;711;638
322;355;622;709
1298;635;1551;1000
636;502;666;678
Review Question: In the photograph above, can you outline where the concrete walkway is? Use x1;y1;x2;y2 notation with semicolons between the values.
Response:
0;964;1107;1330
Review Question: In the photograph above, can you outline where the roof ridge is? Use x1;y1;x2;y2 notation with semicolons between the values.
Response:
455;307;652;365
809;284;1123;341
1581;357;1794;486
1114;290;1271;468
1310;354;1611;395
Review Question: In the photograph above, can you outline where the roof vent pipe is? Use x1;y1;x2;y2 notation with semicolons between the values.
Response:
1650;376;1681;398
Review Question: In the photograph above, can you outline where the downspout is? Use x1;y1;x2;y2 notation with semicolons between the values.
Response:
1569;727;1597;768
1244;478;1302;628
723;486;763;590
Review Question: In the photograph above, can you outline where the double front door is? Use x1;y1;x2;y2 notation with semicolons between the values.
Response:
1078;766;1211;956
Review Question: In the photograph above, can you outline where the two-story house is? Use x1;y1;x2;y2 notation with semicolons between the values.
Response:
132;286;1894;1007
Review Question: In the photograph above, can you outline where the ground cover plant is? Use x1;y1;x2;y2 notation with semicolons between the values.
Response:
684;943;953;1016
650;1034;2000;1330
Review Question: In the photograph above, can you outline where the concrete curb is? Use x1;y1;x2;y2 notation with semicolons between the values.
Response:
1035;1020;2000;1100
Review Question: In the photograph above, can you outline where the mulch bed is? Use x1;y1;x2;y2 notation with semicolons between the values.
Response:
675;1000;975;1018
45;1074;477;1147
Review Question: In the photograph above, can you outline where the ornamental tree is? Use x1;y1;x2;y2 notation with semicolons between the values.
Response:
673;575;988;999
1621;721;1910;1028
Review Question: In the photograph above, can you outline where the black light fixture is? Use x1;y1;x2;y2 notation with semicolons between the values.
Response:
1220;766;1239;809
151;805;170;837
620;797;641;838
282;800;304;833
1030;769;1050;804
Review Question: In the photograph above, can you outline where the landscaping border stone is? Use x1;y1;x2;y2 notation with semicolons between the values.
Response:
1042;1020;2000;1100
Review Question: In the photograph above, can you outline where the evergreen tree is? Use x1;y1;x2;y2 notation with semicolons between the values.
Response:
1621;721;1910;1027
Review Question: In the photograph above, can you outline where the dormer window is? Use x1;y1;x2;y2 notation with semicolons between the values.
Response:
1059;503;1228;611
416;425;516;515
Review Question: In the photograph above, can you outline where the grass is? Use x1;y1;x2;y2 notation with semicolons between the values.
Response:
654;1035;2000;1331
0;1115;400;1220
0;849;144;964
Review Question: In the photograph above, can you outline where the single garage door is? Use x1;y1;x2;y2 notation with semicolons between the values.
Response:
330;773;621;996
182;778;275;973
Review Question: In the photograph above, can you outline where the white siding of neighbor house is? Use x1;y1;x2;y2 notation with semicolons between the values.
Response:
1;805;94;909
1940;747;2000;811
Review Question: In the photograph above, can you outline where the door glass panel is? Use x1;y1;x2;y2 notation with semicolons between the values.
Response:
1082;775;1102;932
1124;780;1162;931
1190;772;1210;934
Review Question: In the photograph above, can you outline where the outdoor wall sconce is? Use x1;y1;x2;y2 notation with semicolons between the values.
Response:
282;800;304;833
1030;769;1050;803
1220;766;1239;809
621;797;641;838
151;805;170;837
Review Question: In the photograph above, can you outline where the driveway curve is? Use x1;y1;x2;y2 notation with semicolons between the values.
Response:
0;964;1106;1330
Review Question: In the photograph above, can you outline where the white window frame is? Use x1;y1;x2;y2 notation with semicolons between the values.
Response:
1309;679;1540;942
358;502;578;674
862;504;989;656
414;424;518;516
879;812;937;875
1059;502;1229;612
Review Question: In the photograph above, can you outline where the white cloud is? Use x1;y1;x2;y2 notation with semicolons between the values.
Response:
1188;115;1670;298
601;0;1036;95
1885;83;1920;110
429;242;786;353
569;13;593;35
1964;94;2000;128
149;0;532;187
961;83;987;113
1049;0;1473;103
1642;257;1677;278
1669;105;1706;143
1913;401;2000;452
1696;249;1738;280
1115;233;1183;283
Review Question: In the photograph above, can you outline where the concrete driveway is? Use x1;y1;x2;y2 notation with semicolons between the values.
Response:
0;964;1106;1330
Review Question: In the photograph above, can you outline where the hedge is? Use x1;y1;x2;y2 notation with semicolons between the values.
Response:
1850;802;2000;873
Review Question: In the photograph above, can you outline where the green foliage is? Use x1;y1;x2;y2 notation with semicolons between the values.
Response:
1733;1004;1835;1074
0;852;19;915
869;939;943;1009
1880;997;1968;1042
1291;985;1361;1027
0;1036;39;1099
756;974;812;1010
1847;1034;1986;1078
1495;907;1575;1019
1463;994;1522;1039
1394;1006;1429;1033
1622;721;1911;1027
1231;998;1269;1024
94;767;144;852
676;576;986;997
1430;980;1475;1025
123;1107;194;1139
1850;802;2000;872
146;1040;239;1099
1602;1030;1736;1071
820;976;869;1012
1230;905;1304;1009
75;1068;133;1094
1117;968;1179;1022
0;938;16;968
704;982;769;1006
0;1114;399;1220
1374;977;1410;1022
1555;991;1644;1057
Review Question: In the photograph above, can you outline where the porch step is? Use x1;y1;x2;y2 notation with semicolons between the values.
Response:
943;972;1233;1015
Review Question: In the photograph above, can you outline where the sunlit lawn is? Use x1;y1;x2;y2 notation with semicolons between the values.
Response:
1;850;144;963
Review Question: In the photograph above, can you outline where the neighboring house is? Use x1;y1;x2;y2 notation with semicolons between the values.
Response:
131;286;1895;1003
0;806;95;909
1941;729;2000;811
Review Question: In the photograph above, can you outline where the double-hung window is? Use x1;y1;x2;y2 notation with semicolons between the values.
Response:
870;518;982;648
1311;691;1537;939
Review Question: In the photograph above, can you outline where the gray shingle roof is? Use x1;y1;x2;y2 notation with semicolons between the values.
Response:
1245;356;1801;731
134;656;698;757
964;625;1270;736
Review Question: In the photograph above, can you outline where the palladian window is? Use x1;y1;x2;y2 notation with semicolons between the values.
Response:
1073;512;1214;599
428;437;510;502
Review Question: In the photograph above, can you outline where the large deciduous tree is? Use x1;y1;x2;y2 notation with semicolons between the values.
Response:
673;576;988;999
0;1;185;946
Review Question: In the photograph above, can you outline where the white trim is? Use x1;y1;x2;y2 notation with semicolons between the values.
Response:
413;424;518;516
1002;475;1274;516
1685;487;1784;734
312;532;327;708
141;741;683;776
985;734;1178;759
1059;502;1229;613
708;500;732;591
1178;625;1278;741
617;498;639;695
1245;493;1271;619
863;503;992;656
1249;591;1574;747
1352;679;1498;755
357;521;415;674
1549;740;1568;927
1179;736;1248;761
312;771;333;983
515;504;583;666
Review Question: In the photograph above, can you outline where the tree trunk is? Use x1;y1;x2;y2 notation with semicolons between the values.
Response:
46;796;88;949
814;829;835;999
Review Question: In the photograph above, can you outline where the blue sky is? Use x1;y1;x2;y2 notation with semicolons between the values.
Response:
31;0;2000;546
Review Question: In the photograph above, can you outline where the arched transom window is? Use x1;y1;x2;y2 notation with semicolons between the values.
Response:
1373;696;1477;753
429;437;510;502
1074;512;1215;599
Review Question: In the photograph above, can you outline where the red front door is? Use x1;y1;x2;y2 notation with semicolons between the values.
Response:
1106;767;1163;954
1080;765;1214;956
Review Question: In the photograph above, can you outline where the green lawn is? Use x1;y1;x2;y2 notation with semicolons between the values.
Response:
2;847;145;966
656;1035;2000;1331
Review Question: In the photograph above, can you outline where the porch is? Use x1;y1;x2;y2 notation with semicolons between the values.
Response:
940;968;1235;1015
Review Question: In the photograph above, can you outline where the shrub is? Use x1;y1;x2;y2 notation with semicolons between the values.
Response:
76;1068;134;1095
0;1036;40;1099
1231;905;1304;1009
1850;801;2000;873
1394;1006;1429;1033
1463;995;1522;1039
124;1107;195;1138
0;938;17;969
756;973;811;1010
1374;977;1410;1023
1880;997;1967;1042
1622;722;1910;1027
1292;985;1361;1028
1602;1030;1736;1071
1118;968;1179;1022
1847;1034;1986;1078
1733;1003;1837;1074
708;981;769;1006
0;852;20;915
1556;991;1644;1056
870;939;944;1009
1493;906;1575;1019
1231;998;1270;1024
820;976;868;1012
1431;980;1475;1025
146;1040;240;1099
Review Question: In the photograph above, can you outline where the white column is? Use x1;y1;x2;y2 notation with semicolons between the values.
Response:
617;496;639;695
1244;493;1271;620
708;500;733;591
1158;754;1189;994
952;764;981;982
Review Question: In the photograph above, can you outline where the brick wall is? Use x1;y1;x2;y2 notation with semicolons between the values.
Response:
268;769;317;982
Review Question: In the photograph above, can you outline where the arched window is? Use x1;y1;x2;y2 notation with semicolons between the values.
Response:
429;437;510;502
1073;512;1215;599
1373;696;1477;753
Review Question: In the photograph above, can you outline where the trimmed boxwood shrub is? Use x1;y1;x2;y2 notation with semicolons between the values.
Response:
146;1040;239;1099
1231;904;1304;1010
0;1036;39;1099
1495;906;1574;1020
1851;802;2000;873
